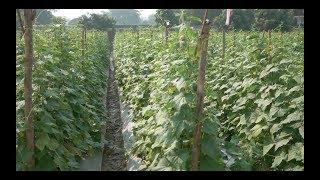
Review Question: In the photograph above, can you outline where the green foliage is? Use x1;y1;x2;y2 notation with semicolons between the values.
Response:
155;9;179;27
16;9;65;30
16;25;109;170
114;27;303;171
214;9;296;32
109;9;142;25
182;9;222;26
35;9;55;25
79;13;116;30
253;9;295;32
206;29;304;170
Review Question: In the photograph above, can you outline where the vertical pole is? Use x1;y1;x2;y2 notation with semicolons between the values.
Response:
23;9;36;170
165;25;169;44
268;30;272;63
233;31;236;48
81;27;85;58
84;27;87;51
136;27;139;45
190;9;210;171
222;26;226;59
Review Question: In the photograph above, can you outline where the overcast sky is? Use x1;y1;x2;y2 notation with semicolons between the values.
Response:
52;9;157;20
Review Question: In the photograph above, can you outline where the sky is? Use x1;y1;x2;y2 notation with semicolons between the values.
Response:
52;9;157;21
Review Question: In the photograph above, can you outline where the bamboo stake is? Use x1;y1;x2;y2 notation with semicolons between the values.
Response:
190;9;211;171
23;9;36;170
268;30;272;63
81;27;85;58
222;26;226;59
165;25;169;44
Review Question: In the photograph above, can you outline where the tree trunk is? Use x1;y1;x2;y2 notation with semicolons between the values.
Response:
190;9;210;171
23;9;36;170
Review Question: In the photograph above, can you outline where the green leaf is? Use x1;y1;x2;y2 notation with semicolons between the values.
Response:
141;105;153;117
203;119;218;135
251;124;267;138
299;126;304;139
255;115;264;124
172;78;186;92
272;151;287;168
173;93;187;110
287;142;303;162
36;133;50;151
164;140;177;154
274;137;292;151
199;156;225;171
16;100;25;112
236;115;246;127
282;111;301;124
263;143;274;156
270;123;282;135
269;105;278;117
201;136;220;159
292;95;304;105
46;138;60;151
288;86;301;94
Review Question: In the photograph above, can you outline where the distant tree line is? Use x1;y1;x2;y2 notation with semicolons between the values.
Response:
155;9;304;32
17;9;304;32
16;9;66;29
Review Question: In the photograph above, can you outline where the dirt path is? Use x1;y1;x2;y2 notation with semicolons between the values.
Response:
101;54;127;171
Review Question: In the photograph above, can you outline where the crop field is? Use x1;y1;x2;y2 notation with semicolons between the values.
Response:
114;28;304;171
16;9;304;171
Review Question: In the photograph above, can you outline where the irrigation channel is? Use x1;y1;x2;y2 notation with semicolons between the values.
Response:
78;34;141;171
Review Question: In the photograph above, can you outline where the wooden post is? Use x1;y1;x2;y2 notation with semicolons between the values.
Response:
222;26;226;59
81;27;85;58
136;27;139;45
23;9;36;170
268;30;272;63
190;9;210;171
165;26;169;44
84;27;87;51
233;31;236;47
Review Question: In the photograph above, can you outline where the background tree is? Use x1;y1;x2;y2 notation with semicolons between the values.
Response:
253;9;295;31
108;9;141;25
180;9;222;26
51;16;67;25
17;9;66;28
141;14;156;25
79;13;116;31
67;17;81;26
213;9;295;31
34;9;55;25
213;9;255;30
155;9;179;27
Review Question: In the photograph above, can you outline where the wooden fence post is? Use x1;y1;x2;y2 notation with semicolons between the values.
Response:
165;26;168;44
190;9;211;171
268;30;272;63
222;26;226;59
81;27;85;58
23;9;36;170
